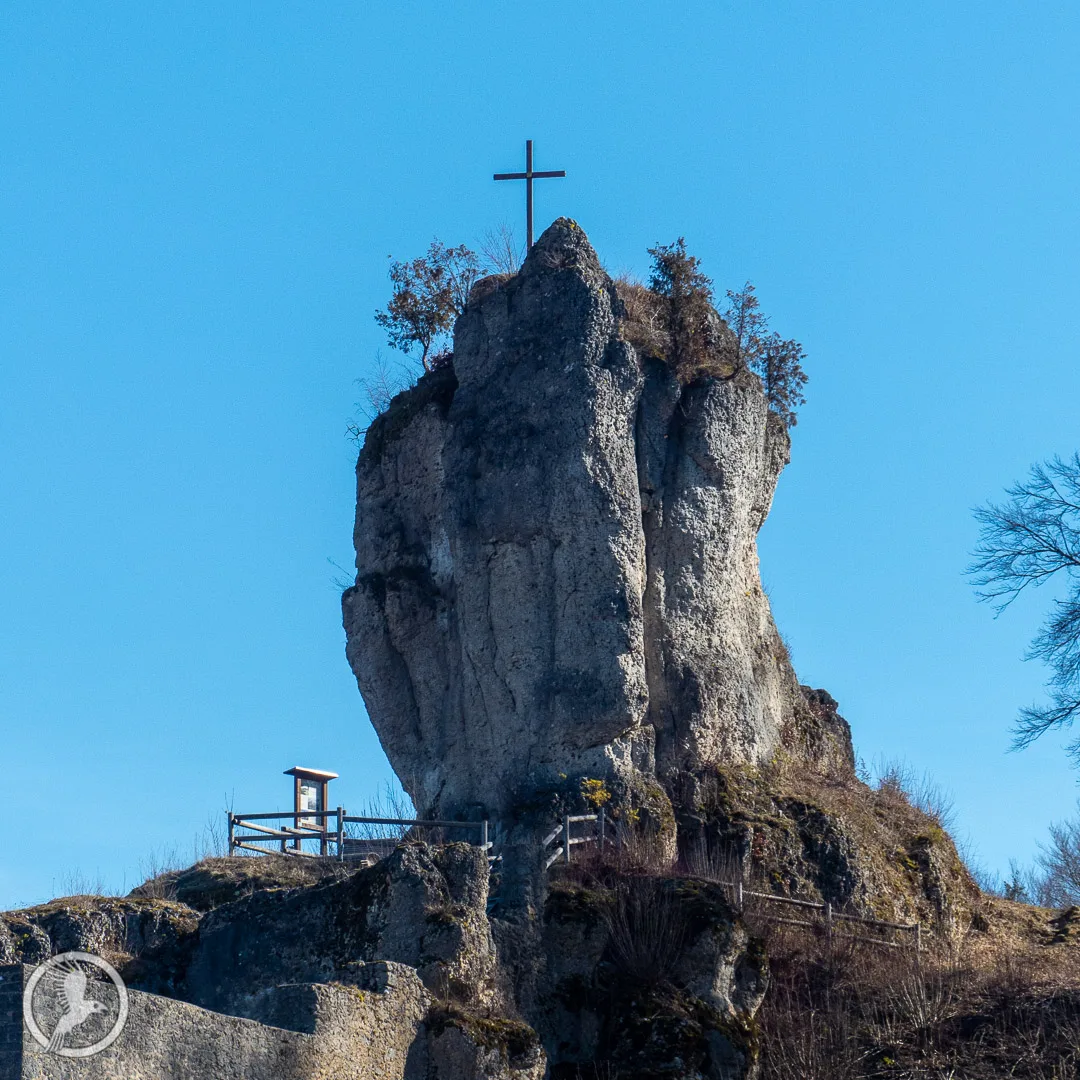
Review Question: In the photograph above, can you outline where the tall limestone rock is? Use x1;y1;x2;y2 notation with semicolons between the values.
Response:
343;219;814;820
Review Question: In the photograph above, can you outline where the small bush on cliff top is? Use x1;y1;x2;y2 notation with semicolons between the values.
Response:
357;232;808;438
646;238;733;383
635;238;808;427
375;240;483;372
722;281;808;429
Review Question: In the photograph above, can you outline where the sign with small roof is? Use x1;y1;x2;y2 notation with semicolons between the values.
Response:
284;766;338;836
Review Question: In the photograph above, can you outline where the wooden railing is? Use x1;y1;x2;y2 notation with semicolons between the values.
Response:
228;809;491;861
721;883;921;952
541;810;609;870
539;813;920;952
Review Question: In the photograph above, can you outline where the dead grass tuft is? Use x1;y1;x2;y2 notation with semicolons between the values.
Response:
130;854;353;911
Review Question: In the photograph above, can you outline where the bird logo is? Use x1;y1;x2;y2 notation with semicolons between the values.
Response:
23;951;129;1058
43;958;108;1052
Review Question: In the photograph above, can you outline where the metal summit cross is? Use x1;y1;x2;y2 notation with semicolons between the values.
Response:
493;139;566;249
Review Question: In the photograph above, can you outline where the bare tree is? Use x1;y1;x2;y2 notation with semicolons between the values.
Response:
969;454;1080;756
479;223;523;275
347;351;412;444
1035;812;1080;906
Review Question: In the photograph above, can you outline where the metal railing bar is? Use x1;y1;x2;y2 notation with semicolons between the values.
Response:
720;882;919;934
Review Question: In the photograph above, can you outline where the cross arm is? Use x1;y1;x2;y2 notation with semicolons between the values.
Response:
493;170;567;180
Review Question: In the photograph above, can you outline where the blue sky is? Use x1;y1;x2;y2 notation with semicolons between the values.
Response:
2;1;1078;908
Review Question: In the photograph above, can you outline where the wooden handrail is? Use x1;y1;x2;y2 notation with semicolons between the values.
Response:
229;808;492;862
341;816;485;830
234;810;338;821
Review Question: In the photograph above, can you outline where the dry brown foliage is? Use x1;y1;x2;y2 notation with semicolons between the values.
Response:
758;914;1080;1079
613;271;739;384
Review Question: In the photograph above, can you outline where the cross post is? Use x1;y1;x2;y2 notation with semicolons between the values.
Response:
493;139;566;249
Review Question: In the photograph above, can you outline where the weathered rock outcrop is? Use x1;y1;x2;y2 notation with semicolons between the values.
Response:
3;846;772;1079
184;844;498;1016
344;218;808;820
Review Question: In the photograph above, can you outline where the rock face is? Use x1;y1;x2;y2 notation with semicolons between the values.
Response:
3;848;767;1079
183;844;498;1017
343;218;803;819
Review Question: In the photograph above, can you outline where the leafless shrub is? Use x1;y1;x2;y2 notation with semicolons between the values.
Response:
760;981;868;1080
601;876;687;986
347;351;413;441
874;758;958;833
969;453;1080;757
346;779;416;843
758;928;885;1080
757;897;1080;1080
134;809;232;897
56;869;109;899
679;836;754;910
479;223;524;275
890;954;961;1031
1033;810;1080;907
614;274;667;361
134;847;183;900
603;818;675;877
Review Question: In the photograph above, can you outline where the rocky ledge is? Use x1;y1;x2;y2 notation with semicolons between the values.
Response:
2;848;767;1080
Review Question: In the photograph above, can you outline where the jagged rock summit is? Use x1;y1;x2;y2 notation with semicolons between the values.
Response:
344;218;822;820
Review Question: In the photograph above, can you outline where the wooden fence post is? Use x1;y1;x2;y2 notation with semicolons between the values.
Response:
563;815;571;865
735;880;744;912
227;812;235;856
481;819;489;853
337;807;345;862
824;902;833;944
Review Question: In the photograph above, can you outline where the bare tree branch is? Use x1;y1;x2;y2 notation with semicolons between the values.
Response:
479;223;523;275
970;454;1080;752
